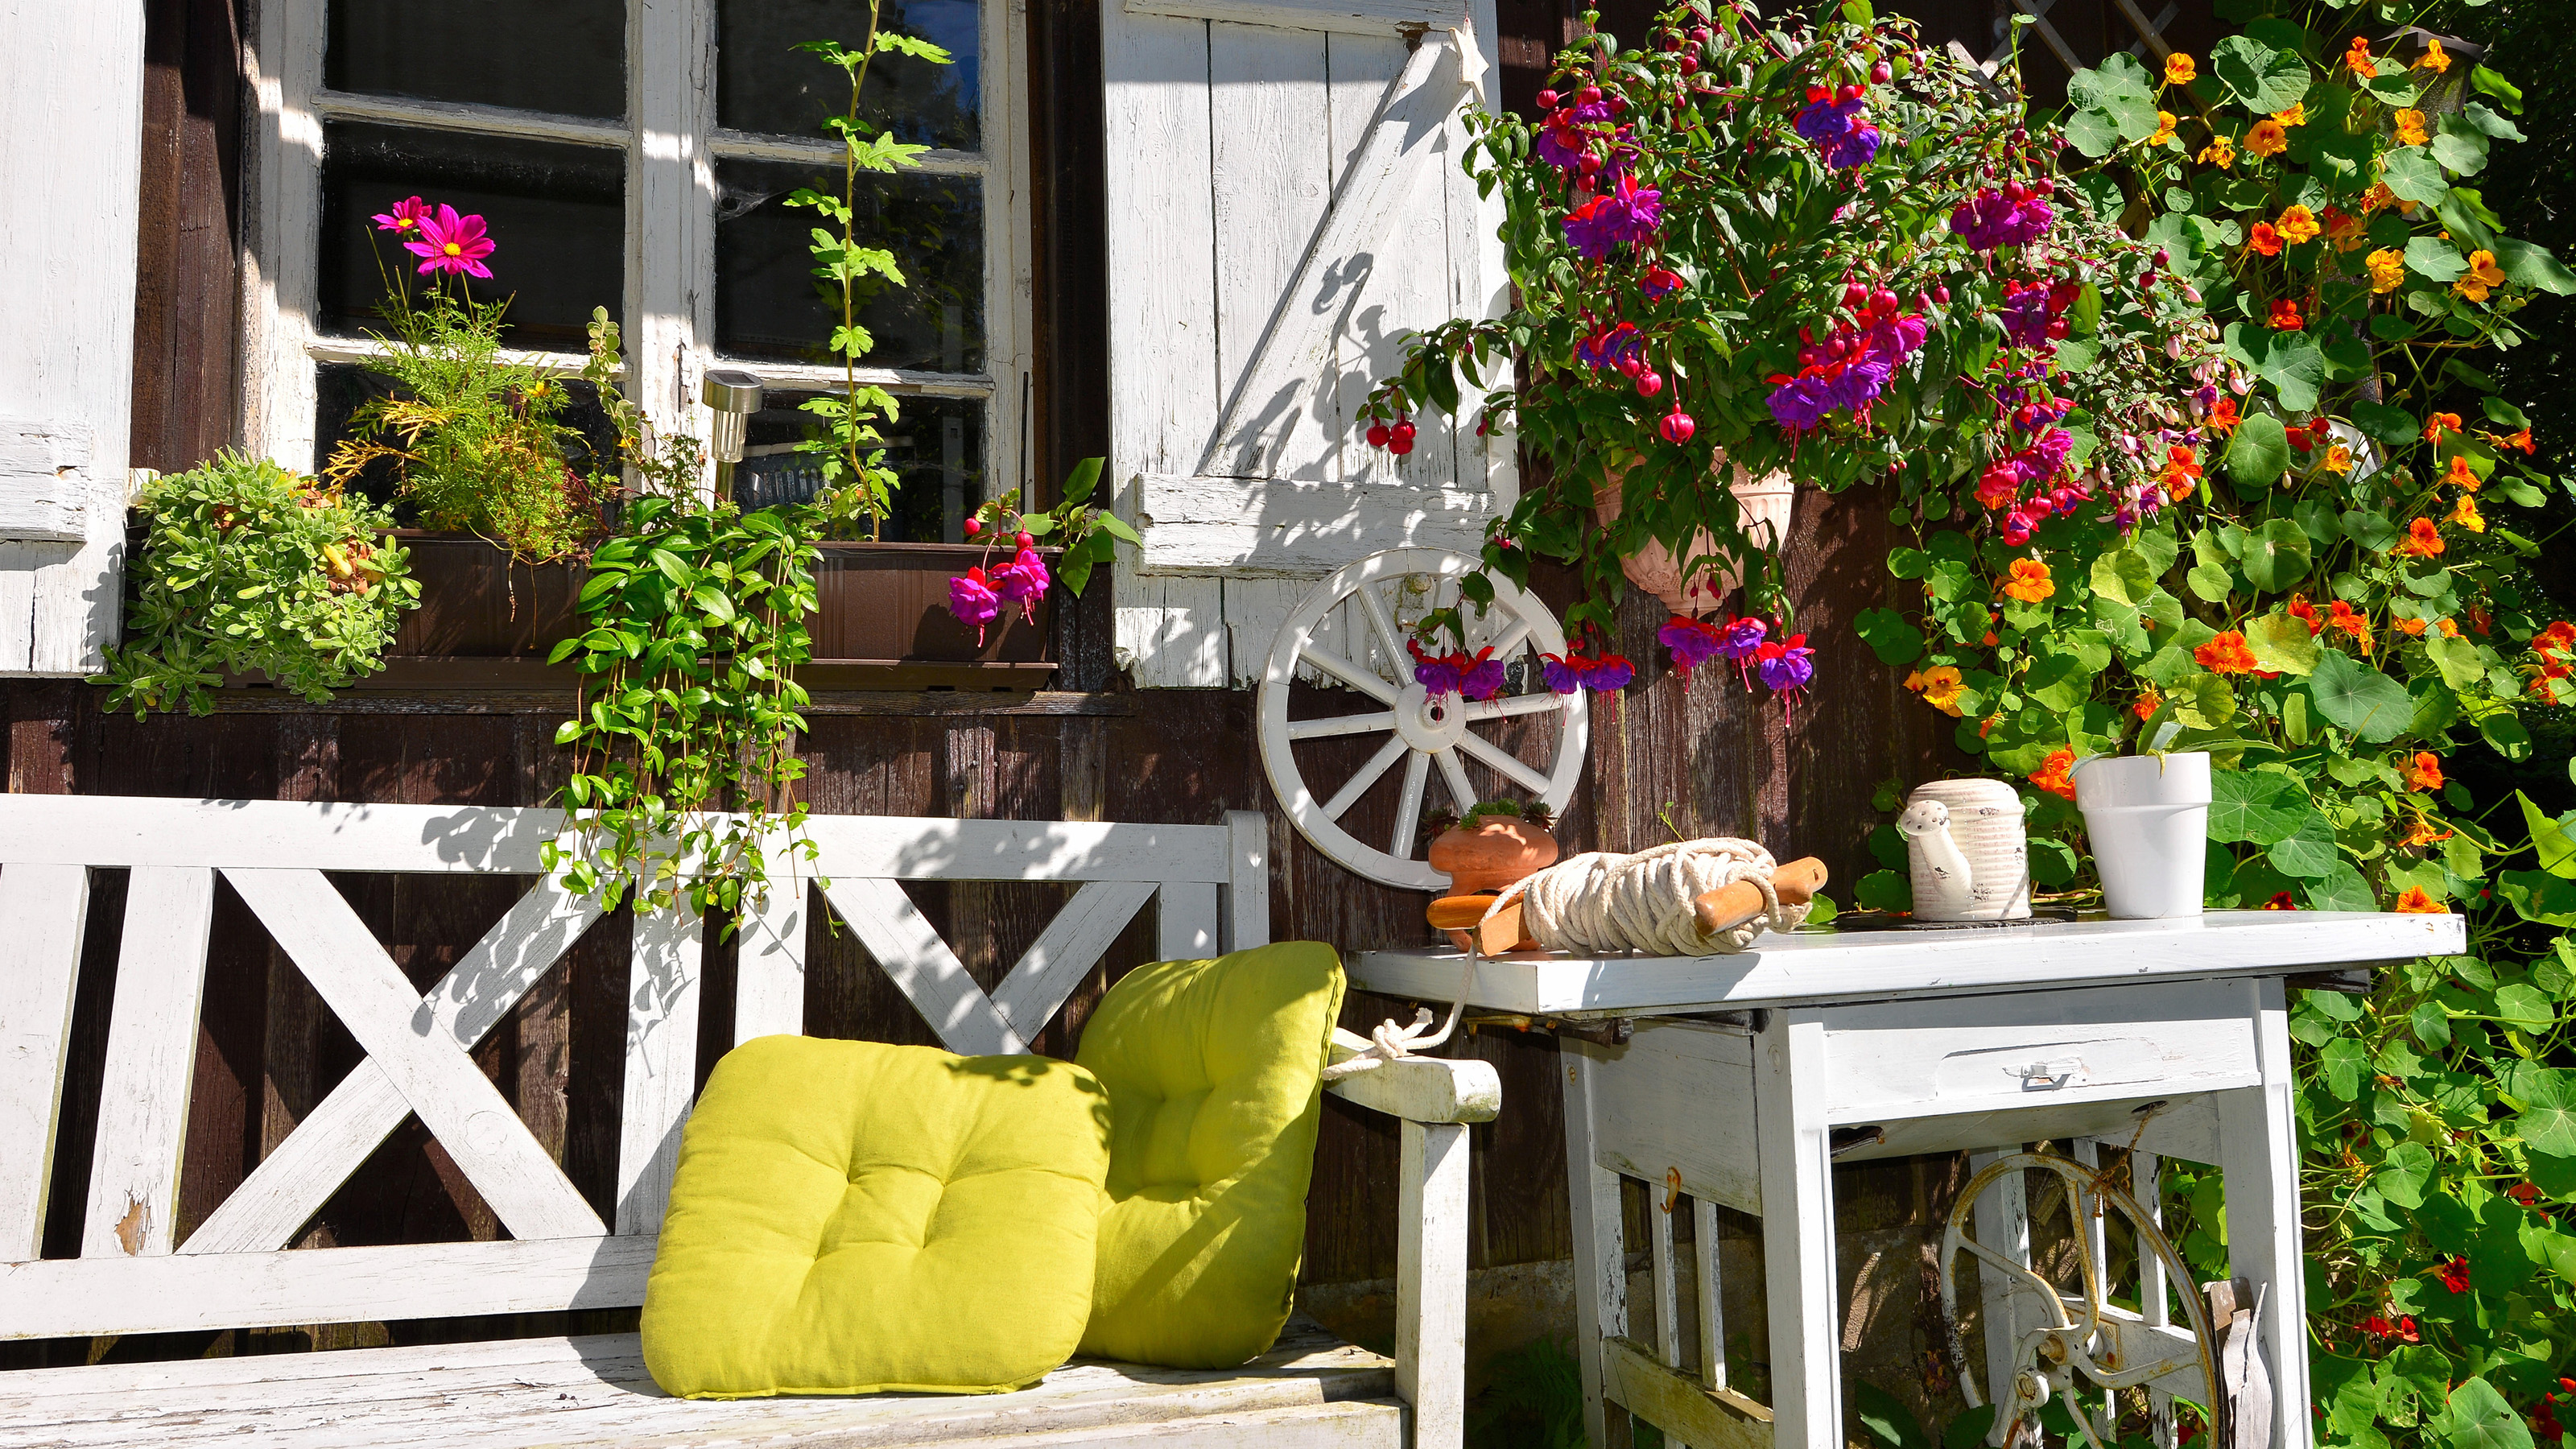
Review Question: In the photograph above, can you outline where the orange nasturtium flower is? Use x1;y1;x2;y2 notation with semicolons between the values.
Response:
2424;412;2463;444
2165;52;2196;86
2399;811;2455;848
2323;206;2366;251
2405;752;2445;792
1905;666;1965;716
2345;36;2374;76
2395;109;2430;147
2247;119;2290;159
2160;445;2204;500
2199;134;2237;168
2445;455;2481;493
2206;396;2243;433
2277;206;2322;246
2394;886;2443;914
2268;298;2306;331
2417;37;2451;73
2030;749;2079;802
2493;427;2537;455
2249;222;2285;257
2133;690;2163;720
2149;111;2178;147
2438;618;2460;638
2455;250;2507;303
2194;630;2260;675
2325;444;2354;475
2394;517;2446;558
2367;248;2407;293
2001;559;2056;603
2395;616;2429;637
2450;493;2487;534
2273;103;2308;129
2327;599;2374;654
2287;596;2322;634
2538;621;2576;658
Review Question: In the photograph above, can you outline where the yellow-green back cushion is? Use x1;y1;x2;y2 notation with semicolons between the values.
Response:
640;1036;1111;1398
1072;941;1345;1368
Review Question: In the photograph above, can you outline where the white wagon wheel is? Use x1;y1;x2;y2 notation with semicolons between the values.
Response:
1938;1151;2223;1449
1257;547;1589;891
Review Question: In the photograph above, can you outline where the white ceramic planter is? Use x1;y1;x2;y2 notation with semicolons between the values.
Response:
1895;778;2031;922
2072;752;2212;919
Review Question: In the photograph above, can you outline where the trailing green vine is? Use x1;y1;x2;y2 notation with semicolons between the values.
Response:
93;453;419;716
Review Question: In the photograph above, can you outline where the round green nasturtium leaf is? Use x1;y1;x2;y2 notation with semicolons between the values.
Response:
2208;770;2313;846
1853;606;1927;667
2309;650;2414;743
2266;813;2343;878
2224;413;2292;487
2240;519;2313;592
1855;869;1913;913
2298;861;2377;912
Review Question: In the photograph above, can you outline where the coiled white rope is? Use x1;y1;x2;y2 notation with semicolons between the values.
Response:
1320;837;1804;1082
1498;837;1806;957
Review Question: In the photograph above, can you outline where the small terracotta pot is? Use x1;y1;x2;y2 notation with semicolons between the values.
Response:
1592;457;1796;616
1426;817;1561;895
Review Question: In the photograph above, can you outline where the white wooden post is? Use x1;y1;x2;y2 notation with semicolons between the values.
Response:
1561;1039;1627;1449
1397;1118;1472;1449
1754;1008;1841;1449
1966;1146;2033;1414
1224;809;1269;951
0;7;146;674
80;869;217;1257
2135;1147;2177;1449
0;864;91;1260
2218;977;2311;1449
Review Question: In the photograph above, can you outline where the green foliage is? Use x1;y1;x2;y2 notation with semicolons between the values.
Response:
542;494;830;918
93;453;419;716
1463;1338;1587;1449
324;267;604;564
785;20;949;535
967;456;1137;598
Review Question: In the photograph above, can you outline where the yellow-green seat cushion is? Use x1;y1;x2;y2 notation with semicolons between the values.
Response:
640;1036;1112;1399
1073;941;1346;1369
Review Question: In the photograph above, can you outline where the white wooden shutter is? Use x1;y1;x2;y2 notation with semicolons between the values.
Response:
1103;0;1513;687
0;9;145;675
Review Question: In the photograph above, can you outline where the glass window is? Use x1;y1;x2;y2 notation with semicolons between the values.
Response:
734;390;985;544
327;0;627;121
316;362;620;518
713;159;983;373
317;122;625;353
717;0;982;150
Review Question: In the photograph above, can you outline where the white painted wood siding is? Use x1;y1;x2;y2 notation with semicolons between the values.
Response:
1103;0;1512;687
0;12;145;675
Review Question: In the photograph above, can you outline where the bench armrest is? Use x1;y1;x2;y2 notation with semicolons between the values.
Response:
1323;1028;1501;1125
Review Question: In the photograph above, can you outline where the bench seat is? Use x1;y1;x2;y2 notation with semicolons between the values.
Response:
0;1322;1403;1448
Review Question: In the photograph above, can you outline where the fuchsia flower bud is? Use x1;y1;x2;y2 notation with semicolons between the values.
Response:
964;518;982;537
1636;370;1663;397
1659;407;1696;444
1536;89;1558;109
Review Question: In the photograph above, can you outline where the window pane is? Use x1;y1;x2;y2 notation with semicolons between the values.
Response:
717;0;981;151
715;159;983;374
319;122;625;354
327;0;626;122
314;361;620;517
733;390;986;543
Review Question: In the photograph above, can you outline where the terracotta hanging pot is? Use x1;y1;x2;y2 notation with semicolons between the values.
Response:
1591;456;1797;617
1426;815;1561;895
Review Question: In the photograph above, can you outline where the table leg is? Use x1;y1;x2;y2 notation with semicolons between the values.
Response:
2218;976;2311;1449
1562;1039;1628;1449
1755;1008;1840;1449
1964;1146;2032;1416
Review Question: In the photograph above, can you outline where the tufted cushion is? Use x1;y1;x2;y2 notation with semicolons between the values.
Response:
1072;941;1345;1368
639;1036;1112;1399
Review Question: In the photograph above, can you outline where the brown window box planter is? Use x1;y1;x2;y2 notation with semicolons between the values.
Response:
355;532;1059;692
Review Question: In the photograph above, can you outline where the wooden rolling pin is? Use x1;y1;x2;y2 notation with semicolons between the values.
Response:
1426;857;1828;956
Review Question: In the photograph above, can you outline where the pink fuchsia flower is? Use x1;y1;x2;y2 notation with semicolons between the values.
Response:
371;196;432;237
406;204;496;279
993;547;1051;619
1948;182;2056;250
948;566;1001;642
1562;174;1662;262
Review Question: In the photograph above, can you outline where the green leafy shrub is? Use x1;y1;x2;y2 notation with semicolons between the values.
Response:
93;453;419;716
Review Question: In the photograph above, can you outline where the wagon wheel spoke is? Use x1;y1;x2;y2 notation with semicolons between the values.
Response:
1323;736;1410;821
1288;710;1398;741
1455;729;1554;795
1484;614;1535;663
1354;580;1409;673
1300;644;1400;703
1435;748;1478;815
1463;692;1562;724
1389;751;1431;857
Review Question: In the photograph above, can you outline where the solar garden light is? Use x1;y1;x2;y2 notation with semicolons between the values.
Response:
700;369;763;498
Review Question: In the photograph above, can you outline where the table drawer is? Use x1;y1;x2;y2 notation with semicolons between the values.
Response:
1819;977;2264;1122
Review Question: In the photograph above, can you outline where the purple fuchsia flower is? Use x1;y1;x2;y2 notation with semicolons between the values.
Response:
948;567;1001;642
1562;174;1662;262
1535;122;1591;172
1579;651;1636;691
1456;649;1506;701
993;547;1051;619
407;204;496;279
1715;615;1766;661
1408;638;1467;695
1542;652;1583;694
1540;647;1635;694
1659;616;1726;675
1948;184;2056;251
1824;120;1883;169
1763;306;1928;432
372;196;432;237
1578;321;1647;373
1792;87;1880;170
1642;265;1686;301
1756;634;1814;719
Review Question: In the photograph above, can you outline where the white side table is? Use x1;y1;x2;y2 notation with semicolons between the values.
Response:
1352;910;2464;1449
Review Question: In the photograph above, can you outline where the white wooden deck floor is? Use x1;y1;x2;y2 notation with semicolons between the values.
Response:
0;1323;1404;1448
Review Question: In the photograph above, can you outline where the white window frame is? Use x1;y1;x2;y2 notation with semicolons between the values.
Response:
243;0;1034;518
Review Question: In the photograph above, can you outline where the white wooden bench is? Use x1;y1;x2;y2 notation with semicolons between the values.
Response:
0;795;1499;1447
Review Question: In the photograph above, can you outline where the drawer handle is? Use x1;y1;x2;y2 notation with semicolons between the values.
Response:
2015;1061;2078;1090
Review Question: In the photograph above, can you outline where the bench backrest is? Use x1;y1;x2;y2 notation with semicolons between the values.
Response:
0;795;1267;1344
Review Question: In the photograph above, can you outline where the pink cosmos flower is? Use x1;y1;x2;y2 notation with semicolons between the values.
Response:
371;196;432;237
406;204;496;279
